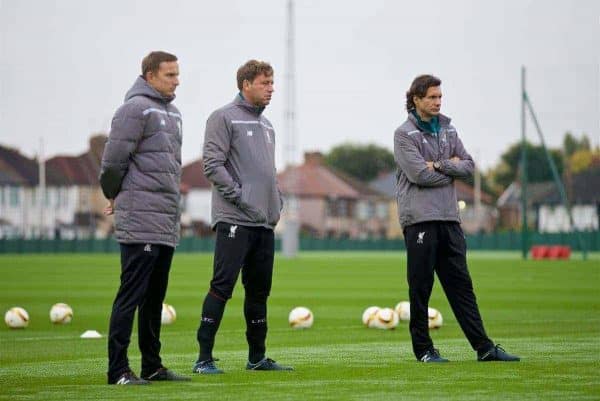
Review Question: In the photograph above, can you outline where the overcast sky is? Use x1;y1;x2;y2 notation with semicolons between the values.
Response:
1;0;598;172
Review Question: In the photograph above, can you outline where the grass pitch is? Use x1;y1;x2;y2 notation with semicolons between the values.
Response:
1;251;599;400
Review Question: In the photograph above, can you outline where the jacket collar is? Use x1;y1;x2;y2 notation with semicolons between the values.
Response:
407;111;451;132
234;93;265;116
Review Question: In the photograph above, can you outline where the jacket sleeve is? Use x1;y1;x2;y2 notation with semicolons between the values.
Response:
438;132;475;178
202;113;242;204
99;103;145;199
394;130;453;187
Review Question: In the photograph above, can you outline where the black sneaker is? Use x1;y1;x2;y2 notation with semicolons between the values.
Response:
111;371;151;385
246;357;294;371
142;367;191;381
192;358;224;374
419;348;449;363
478;344;520;362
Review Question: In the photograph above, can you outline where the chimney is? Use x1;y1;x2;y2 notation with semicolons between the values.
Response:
89;134;108;163
304;151;324;166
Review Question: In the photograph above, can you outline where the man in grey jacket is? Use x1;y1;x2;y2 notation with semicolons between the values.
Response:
100;51;189;384
192;60;292;374
394;74;519;363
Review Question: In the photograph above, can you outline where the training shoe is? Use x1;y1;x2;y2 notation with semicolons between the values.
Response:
111;371;151;385
192;358;224;374
419;348;449;363
478;344;520;362
246;357;294;371
142;367;191;381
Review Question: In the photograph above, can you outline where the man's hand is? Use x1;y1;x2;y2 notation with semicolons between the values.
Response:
103;199;115;216
450;156;461;163
426;161;434;171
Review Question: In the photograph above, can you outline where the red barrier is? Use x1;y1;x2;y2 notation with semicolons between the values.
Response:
530;245;570;260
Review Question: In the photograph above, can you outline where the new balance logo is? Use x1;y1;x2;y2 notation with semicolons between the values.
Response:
422;138;428;144
229;225;238;238
116;377;131;385
417;232;425;244
144;244;152;252
201;317;215;324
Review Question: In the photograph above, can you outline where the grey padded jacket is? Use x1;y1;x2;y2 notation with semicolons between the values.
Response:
203;94;282;230
394;113;474;229
99;76;182;247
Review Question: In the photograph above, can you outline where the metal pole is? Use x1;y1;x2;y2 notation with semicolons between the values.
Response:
524;94;588;260
38;137;46;239
520;66;528;259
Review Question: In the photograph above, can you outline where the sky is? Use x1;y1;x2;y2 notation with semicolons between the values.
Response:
1;0;598;172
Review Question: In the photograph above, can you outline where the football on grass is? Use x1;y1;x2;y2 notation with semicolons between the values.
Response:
50;303;73;324
161;303;177;325
5;307;29;329
288;306;313;329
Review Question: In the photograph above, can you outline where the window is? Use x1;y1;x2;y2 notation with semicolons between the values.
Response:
9;187;20;207
376;202;388;219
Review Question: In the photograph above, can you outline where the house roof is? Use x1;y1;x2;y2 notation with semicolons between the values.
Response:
1;135;106;187
0;145;63;186
46;152;100;185
455;179;494;204
369;172;397;198
181;159;211;189
277;152;387;199
497;169;600;207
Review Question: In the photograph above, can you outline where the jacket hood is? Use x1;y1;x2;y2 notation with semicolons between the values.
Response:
125;76;175;103
234;93;265;116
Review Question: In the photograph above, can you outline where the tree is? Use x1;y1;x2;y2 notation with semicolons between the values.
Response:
563;132;591;158
490;141;564;189
325;143;396;182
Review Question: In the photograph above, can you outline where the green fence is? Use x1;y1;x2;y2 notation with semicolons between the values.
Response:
0;231;598;254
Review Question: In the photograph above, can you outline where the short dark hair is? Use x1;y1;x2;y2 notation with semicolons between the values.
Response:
237;60;273;90
405;75;442;111
141;51;178;79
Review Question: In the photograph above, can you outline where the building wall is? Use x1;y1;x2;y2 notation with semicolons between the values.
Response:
538;204;599;232
184;189;212;224
0;185;80;238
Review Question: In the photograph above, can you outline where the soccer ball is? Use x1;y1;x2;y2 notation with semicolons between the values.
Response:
371;307;399;330
49;303;73;324
362;306;380;327
288;306;313;329
428;307;443;329
4;307;29;329
395;301;411;321
161;303;176;325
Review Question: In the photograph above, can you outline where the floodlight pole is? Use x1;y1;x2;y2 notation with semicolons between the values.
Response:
282;0;300;258
520;66;528;259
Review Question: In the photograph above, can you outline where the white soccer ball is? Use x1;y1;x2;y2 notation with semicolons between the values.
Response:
394;301;411;321
371;307;399;330
428;307;443;329
50;303;73;324
288;306;313;329
362;306;380;327
4;307;29;329
161;303;176;325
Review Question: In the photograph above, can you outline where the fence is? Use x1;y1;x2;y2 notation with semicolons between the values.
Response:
0;231;598;254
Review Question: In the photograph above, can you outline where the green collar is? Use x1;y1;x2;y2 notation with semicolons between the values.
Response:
411;110;440;136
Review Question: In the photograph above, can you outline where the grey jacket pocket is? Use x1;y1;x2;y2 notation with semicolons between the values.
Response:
240;184;267;224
